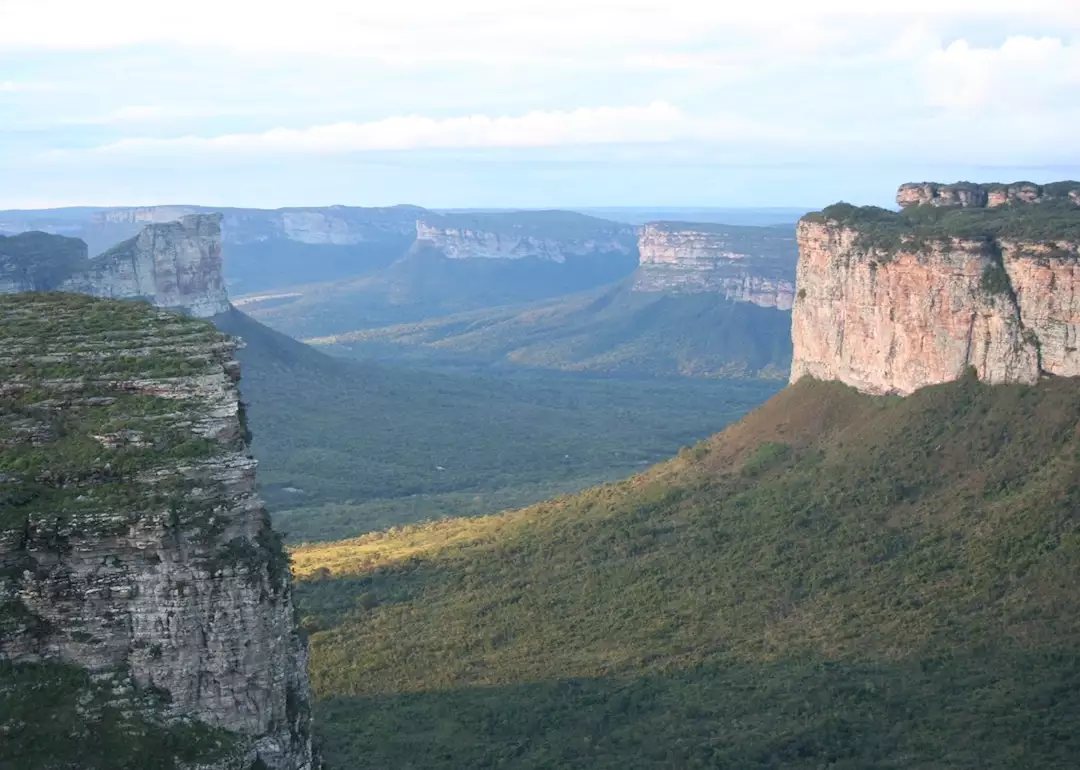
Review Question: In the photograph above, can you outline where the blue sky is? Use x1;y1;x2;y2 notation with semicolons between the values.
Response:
1;0;1078;209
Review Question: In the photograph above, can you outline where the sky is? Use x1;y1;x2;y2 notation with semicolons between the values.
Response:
1;0;1078;210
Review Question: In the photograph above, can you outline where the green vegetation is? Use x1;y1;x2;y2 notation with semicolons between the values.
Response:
0;661;242;770
807;197;1080;254
0;294;231;536
240;236;640;340
293;376;1080;768
0;231;89;290
307;282;793;380
213;309;781;537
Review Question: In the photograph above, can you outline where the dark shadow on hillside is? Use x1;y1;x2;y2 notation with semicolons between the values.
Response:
312;651;1080;769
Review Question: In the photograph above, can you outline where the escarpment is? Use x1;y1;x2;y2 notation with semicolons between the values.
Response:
415;212;637;262
62;214;231;317
0;214;230;318
633;222;797;309
896;180;1080;209
791;184;1080;395
0;293;315;769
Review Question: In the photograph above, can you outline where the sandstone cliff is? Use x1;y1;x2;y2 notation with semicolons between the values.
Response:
791;186;1080;395
63;214;231;317
0;215;231;317
897;181;1080;209
633;222;797;309
415;212;637;263
0;293;315;769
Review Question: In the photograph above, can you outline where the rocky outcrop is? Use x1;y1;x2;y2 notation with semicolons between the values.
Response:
415;214;636;263
0;215;231;317
897;181;1080;209
790;208;1080;395
633;222;797;309
0;293;315;769
62;214;230;317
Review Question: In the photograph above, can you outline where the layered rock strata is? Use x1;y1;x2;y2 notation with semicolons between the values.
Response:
0;215;230;317
790;203;1080;395
62;214;231;317
415;217;636;263
0;293;315;769
633;222;797;309
897;181;1080;209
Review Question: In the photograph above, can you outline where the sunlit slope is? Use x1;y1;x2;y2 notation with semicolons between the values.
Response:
293;375;1080;769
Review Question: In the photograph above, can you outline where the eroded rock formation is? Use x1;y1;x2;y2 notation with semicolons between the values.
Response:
61;214;231;317
896;181;1080;209
633;222;797;309
0;215;230;317
791;187;1080;395
0;293;315;769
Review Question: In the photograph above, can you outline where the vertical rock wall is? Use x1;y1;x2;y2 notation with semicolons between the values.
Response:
789;219;1080;395
0;294;315;769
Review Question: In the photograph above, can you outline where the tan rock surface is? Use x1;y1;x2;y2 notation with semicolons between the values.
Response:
790;220;1080;394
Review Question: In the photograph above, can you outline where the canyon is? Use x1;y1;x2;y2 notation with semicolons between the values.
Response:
791;182;1080;395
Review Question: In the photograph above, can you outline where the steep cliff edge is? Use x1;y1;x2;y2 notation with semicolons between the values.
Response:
791;184;1080;395
61;214;231;317
897;180;1080;209
0;293;315;769
633;222;797;309
0;215;230;318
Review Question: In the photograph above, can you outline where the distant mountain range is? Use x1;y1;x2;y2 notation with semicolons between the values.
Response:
1;203;801;381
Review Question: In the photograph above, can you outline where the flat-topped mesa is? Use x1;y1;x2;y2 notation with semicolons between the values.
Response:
415;212;637;263
897;181;1080;209
633;222;797;309
791;188;1080;395
0;294;315;769
93;205;203;225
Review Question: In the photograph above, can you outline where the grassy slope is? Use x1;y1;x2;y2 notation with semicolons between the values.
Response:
212;308;780;540
309;280;793;379
292;375;1080;769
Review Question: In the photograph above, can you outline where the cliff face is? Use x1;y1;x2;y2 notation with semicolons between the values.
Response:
0;215;233;318
897;181;1080;209
633;223;797;309
415;216;636;263
0;293;315;769
790;190;1080;395
61;214;230;317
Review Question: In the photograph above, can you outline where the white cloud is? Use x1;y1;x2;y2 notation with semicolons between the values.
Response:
82;102;790;156
0;80;51;92
62;104;267;125
1;0;1075;61
924;36;1080;111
